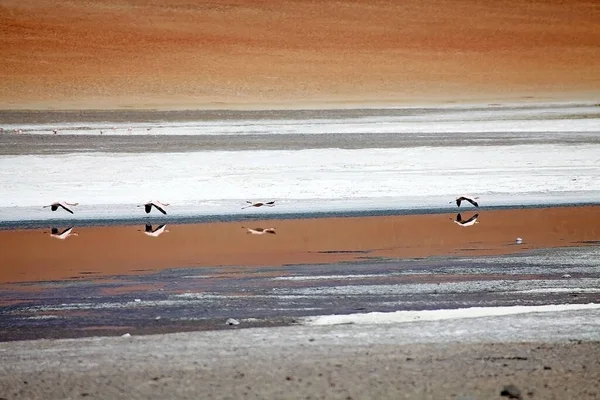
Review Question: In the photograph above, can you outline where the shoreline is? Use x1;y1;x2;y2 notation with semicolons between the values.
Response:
2;201;600;230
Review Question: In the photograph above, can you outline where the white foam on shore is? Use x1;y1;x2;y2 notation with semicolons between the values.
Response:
302;303;600;326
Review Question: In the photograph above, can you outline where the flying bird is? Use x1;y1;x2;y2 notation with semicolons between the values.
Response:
242;226;276;235
43;201;79;214
138;200;170;215
450;195;479;208
141;224;169;237
451;213;480;227
242;201;276;209
49;227;78;240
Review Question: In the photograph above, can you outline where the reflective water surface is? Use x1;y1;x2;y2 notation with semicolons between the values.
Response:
0;206;599;340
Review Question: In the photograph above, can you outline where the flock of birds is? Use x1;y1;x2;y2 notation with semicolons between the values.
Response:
43;195;481;240
44;199;279;239
43;199;276;216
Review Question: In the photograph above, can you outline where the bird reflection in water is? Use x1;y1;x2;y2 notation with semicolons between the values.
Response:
242;226;276;235
48;227;79;239
141;224;169;237
451;213;480;227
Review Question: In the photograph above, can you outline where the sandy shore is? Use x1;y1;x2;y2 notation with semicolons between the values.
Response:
1;309;599;399
1;206;599;283
1;0;599;109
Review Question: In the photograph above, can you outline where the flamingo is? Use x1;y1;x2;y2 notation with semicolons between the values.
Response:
141;224;169;237
43;201;79;214
450;195;479;208
242;201;276;210
139;200;170;215
242;226;276;235
451;213;480;227
49;227;78;240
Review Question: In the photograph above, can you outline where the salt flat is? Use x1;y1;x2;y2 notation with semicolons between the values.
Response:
0;143;598;222
1;103;600;222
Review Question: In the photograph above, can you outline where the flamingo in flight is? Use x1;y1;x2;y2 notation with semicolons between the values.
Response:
142;224;169;237
450;195;479;208
49;227;78;240
242;226;276;235
451;213;480;227
139;200;170;215
43;201;79;214
242;201;276;210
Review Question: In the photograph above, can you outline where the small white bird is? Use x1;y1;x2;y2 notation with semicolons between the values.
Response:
242;226;276;235
142;224;169;237
450;196;479;208
49;227;78;240
43;201;79;214
139;200;170;215
451;213;480;227
242;201;276;210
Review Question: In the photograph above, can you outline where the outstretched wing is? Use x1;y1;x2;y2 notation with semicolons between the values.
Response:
466;198;479;207
464;213;479;224
59;203;74;214
60;227;74;235
152;203;167;215
154;224;166;233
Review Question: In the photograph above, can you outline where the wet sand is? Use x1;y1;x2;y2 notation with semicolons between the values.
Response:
2;0;599;109
1;206;599;283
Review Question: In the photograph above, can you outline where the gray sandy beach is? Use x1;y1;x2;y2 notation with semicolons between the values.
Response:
1;308;599;400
